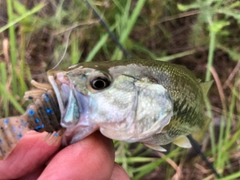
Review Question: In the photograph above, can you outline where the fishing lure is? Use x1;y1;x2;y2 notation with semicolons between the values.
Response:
0;81;62;159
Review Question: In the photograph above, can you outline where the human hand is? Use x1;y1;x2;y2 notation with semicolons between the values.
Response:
0;131;129;180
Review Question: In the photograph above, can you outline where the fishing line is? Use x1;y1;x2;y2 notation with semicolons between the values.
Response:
31;29;73;80
187;135;221;178
51;29;73;70
85;0;131;59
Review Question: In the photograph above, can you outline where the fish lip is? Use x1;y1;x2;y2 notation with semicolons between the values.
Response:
48;72;88;129
48;72;69;120
48;72;72;120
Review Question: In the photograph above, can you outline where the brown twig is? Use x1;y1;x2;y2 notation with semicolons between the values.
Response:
158;152;183;180
210;66;227;112
3;38;9;64
223;61;240;89
158;10;200;24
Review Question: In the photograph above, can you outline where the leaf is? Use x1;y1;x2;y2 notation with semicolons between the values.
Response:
177;3;199;11
13;1;28;15
208;20;230;33
0;3;45;33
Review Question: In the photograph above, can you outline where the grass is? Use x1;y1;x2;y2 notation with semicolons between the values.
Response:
180;1;240;178
0;0;240;179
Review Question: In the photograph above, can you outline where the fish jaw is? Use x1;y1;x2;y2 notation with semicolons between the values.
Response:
48;71;97;144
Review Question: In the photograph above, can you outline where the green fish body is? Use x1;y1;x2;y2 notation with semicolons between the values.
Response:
0;59;211;159
49;59;210;151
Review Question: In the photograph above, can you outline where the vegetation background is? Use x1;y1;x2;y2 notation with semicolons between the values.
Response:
0;0;239;179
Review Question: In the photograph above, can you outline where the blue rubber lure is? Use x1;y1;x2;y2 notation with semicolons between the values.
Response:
0;81;62;160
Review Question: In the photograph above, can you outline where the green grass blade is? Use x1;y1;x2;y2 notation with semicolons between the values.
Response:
85;33;109;62
156;49;197;61
132;148;180;180
7;0;17;95
0;3;45;33
71;34;82;64
0;84;24;114
0;63;9;116
218;171;240;180
111;0;146;60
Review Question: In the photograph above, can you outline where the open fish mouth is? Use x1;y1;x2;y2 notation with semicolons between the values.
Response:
48;71;88;129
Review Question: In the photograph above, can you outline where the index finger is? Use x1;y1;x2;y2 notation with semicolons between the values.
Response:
38;131;115;180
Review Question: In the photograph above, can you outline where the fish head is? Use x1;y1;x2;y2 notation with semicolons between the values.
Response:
47;62;173;144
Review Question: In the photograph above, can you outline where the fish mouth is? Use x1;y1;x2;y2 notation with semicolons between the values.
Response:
48;72;88;129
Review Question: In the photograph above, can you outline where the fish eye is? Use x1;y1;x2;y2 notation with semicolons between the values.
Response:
90;77;111;90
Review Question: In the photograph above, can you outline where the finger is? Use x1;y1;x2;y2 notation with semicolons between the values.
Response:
38;131;115;180
18;166;45;180
110;163;130;180
0;131;61;179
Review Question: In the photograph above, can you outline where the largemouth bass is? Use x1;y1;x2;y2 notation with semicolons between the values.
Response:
0;59;211;160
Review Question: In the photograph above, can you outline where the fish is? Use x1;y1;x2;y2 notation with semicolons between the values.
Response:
0;59;212;160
